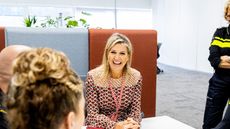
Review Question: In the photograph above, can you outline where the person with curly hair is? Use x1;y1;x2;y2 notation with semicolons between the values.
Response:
7;48;85;129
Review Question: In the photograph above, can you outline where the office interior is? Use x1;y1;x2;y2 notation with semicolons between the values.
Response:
0;0;228;128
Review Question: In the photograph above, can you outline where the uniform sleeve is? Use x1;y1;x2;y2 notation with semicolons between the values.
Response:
0;90;9;129
0;112;8;129
85;75;116;129
208;29;222;69
127;76;142;124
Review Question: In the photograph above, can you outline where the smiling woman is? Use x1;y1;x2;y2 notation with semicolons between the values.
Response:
108;43;129;78
85;33;142;129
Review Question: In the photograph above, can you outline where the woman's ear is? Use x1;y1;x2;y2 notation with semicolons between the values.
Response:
66;111;77;129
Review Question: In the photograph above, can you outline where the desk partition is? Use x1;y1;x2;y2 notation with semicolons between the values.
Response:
4;27;89;80
0;27;157;117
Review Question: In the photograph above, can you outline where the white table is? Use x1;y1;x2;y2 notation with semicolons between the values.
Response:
141;116;195;129
82;115;195;129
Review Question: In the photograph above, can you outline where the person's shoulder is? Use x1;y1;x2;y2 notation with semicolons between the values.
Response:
215;26;228;33
126;68;142;86
130;68;141;76
87;66;104;81
216;26;227;31
129;68;142;80
87;66;103;76
213;26;228;37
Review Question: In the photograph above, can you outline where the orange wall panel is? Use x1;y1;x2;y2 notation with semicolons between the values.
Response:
89;29;157;117
0;27;5;52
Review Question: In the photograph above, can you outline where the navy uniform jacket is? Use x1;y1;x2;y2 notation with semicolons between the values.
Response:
0;89;8;129
209;25;230;76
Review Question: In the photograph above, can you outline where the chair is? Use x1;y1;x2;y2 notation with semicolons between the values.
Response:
157;43;163;74
88;29;157;117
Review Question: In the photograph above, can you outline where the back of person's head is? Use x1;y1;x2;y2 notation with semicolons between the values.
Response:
0;45;31;93
7;48;85;129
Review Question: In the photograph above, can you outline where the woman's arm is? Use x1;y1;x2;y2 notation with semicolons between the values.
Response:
85;75;116;129
208;29;222;69
127;76;142;123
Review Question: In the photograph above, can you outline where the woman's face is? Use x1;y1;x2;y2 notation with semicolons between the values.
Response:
226;7;230;22
108;43;129;75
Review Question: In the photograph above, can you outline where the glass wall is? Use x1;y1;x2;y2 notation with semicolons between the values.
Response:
0;5;152;29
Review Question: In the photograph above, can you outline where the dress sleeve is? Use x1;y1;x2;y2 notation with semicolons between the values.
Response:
127;76;142;124
85;75;116;129
208;29;222;69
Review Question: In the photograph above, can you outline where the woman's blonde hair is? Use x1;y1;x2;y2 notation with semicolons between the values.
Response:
224;1;230;20
101;33;133;78
7;48;83;129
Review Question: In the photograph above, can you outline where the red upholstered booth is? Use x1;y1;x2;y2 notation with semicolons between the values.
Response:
89;29;157;117
0;27;5;52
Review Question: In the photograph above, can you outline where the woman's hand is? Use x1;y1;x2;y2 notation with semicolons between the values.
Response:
114;118;140;129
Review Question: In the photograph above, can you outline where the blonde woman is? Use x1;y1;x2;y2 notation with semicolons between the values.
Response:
85;33;142;129
203;1;230;129
7;48;85;129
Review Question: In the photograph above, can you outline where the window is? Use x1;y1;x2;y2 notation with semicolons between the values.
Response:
76;8;115;29
117;9;152;29
0;5;153;29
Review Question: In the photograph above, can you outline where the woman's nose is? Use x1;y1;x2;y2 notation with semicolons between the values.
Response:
114;54;120;59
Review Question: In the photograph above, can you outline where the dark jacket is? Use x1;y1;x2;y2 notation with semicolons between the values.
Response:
208;25;230;76
0;89;9;129
213;104;230;129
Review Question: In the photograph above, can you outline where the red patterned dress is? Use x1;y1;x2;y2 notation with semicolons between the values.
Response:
85;67;142;129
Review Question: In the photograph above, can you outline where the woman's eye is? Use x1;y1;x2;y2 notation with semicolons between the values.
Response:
120;52;126;55
111;51;116;54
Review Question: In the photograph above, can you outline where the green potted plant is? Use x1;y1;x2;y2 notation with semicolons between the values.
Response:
64;16;89;28
64;11;90;28
40;16;58;28
24;16;37;27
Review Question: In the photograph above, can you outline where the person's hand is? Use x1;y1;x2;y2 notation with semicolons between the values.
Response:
219;55;230;68
220;55;230;63
114;118;140;129
124;118;139;129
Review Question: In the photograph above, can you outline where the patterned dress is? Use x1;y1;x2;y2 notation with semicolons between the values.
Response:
85;66;142;129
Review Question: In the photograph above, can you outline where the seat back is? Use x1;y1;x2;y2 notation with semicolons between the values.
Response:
89;29;157;117
0;27;5;52
4;27;89;80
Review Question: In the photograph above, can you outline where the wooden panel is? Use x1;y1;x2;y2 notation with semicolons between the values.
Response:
89;29;157;117
0;27;5;52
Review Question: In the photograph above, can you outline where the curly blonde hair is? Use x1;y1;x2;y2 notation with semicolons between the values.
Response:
7;48;83;129
224;1;230;20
